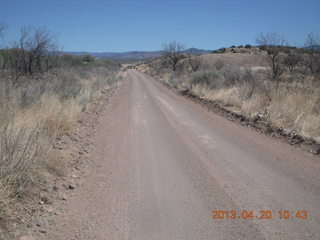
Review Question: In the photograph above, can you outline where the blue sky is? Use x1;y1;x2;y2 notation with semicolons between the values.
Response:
1;0;319;52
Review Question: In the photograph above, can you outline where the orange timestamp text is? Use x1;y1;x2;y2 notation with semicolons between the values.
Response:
212;210;308;220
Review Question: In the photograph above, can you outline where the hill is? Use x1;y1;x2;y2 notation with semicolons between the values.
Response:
62;48;212;60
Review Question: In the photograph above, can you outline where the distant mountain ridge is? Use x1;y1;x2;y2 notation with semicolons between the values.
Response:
62;48;212;60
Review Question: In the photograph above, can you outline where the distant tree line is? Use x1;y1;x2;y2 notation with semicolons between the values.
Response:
161;32;320;81
255;32;320;80
0;23;98;77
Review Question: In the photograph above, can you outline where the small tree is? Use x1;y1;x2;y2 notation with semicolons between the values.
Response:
304;32;320;74
0;49;10;71
82;54;95;63
186;50;200;72
283;53;301;73
256;32;286;80
10;26;58;74
0;22;7;70
162;41;185;72
44;44;60;71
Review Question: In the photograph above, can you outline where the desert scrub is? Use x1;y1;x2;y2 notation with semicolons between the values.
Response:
0;61;121;219
145;50;320;143
0;98;42;204
189;69;320;141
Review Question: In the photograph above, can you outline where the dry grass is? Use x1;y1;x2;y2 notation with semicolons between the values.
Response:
141;51;320;143
0;64;120;219
201;52;267;69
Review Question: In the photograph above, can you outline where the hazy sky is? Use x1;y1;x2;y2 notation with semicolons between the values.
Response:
1;0;319;52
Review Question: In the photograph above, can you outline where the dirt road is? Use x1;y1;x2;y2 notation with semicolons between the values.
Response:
40;70;320;240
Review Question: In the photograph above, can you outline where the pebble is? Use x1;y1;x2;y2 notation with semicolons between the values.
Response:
309;148;320;155
43;205;53;213
59;195;67;201
35;221;42;227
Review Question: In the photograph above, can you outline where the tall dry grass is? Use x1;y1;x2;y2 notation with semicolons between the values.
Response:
0;64;120;219
141;52;320;143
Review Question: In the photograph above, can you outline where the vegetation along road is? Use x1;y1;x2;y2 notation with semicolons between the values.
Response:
39;70;320;240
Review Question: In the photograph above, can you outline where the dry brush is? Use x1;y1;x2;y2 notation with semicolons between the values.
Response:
139;44;320;144
0;62;121;221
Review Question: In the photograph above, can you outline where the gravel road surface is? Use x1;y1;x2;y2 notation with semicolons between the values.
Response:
40;70;320;240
